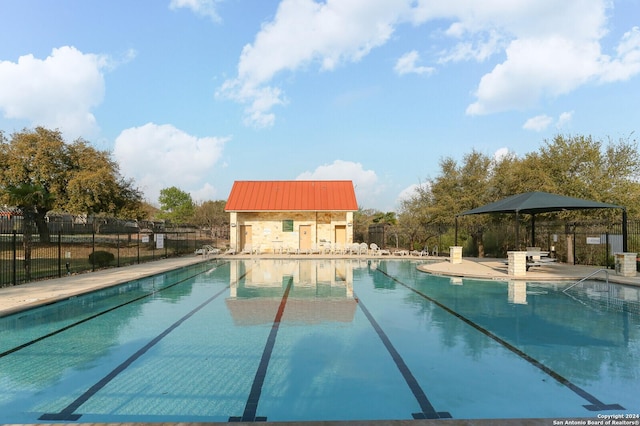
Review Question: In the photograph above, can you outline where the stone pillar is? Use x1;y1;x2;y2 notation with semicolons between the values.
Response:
614;252;637;277
450;246;463;264
507;251;527;277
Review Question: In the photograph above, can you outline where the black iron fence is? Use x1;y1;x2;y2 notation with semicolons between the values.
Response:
0;229;207;287
369;219;640;268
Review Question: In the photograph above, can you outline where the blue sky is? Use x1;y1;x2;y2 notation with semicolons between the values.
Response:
1;0;639;212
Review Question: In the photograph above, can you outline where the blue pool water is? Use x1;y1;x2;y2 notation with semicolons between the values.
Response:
0;259;639;423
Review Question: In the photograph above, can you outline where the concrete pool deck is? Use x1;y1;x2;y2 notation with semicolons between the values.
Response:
2;253;639;317
0;253;635;426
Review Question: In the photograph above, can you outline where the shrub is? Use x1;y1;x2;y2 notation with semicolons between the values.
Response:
89;250;115;268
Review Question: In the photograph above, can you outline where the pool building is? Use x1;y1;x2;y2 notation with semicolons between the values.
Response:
225;180;358;254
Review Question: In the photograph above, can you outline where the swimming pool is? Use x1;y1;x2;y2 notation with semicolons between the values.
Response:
0;259;638;423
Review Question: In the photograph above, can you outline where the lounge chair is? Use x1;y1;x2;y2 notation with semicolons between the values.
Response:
411;246;428;257
240;244;252;255
310;243;321;254
359;242;368;255
224;248;236;255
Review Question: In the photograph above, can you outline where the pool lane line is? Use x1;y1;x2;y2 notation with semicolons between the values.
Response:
229;276;294;423
0;261;227;359
355;294;452;420
39;284;230;421
376;268;625;412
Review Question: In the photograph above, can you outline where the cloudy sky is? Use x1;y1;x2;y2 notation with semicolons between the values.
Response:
1;0;639;211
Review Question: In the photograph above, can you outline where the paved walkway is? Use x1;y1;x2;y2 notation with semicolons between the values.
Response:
2;254;639;317
418;257;640;286
0;255;210;317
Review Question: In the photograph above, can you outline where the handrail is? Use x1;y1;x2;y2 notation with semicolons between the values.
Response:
563;268;609;293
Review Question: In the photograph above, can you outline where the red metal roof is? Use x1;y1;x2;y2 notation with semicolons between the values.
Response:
225;180;358;212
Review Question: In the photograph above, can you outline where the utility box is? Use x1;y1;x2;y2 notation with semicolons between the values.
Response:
614;252;637;277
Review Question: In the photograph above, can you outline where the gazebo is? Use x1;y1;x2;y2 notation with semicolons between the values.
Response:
456;191;627;251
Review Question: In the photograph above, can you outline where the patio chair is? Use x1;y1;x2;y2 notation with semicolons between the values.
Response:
322;242;332;254
359;242;369;255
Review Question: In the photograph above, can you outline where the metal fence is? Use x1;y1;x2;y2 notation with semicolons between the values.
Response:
370;218;640;268
0;229;206;287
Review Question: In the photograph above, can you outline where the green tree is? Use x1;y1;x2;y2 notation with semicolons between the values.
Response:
399;134;640;257
0;127;143;241
158;187;195;224
193;200;228;239
353;207;385;244
429;150;493;256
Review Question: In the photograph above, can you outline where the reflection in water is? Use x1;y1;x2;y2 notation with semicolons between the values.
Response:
226;259;358;325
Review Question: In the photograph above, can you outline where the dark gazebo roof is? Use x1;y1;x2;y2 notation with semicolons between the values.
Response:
459;191;621;216
456;191;627;251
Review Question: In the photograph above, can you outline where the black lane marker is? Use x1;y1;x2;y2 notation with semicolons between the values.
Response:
376;268;625;412
355;294;452;420
39;284;229;421
229;277;293;423
1;261;226;359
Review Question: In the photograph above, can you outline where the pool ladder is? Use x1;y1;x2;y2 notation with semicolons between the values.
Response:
562;268;610;293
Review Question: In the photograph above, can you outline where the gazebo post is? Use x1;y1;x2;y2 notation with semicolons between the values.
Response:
515;211;519;250
531;214;536;248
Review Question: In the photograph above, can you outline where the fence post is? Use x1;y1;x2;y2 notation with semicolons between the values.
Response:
58;231;62;277
12;230;17;286
117;232;120;267
92;230;95;272
137;230;140;264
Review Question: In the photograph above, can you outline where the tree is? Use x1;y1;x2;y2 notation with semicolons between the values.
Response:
3;183;54;280
399;134;640;257
158;187;195;224
0;127;143;241
353;207;381;243
193;200;228;239
429;150;493;256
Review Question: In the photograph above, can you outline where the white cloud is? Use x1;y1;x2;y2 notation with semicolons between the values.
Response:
113;123;229;204
169;0;221;22
218;0;410;127
493;147;510;161
556;110;574;129
599;26;640;82
437;29;504;63
191;182;218;203
467;36;603;115
523;114;553;132
394;51;434;76
296;159;380;207
462;5;640;115
220;0;640;126
396;181;430;205
523;111;574;132
0;46;108;140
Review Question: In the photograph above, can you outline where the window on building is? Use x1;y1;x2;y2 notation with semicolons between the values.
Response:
282;219;294;232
